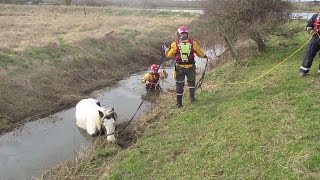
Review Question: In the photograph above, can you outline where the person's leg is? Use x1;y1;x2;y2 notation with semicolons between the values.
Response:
186;65;196;102
175;66;186;107
145;84;154;92
300;37;320;76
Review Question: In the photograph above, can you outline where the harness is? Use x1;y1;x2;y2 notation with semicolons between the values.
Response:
313;20;320;32
313;14;320;32
146;73;160;90
175;38;195;64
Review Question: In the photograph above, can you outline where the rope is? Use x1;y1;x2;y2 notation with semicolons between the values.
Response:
196;58;209;90
101;97;145;137
206;37;312;88
112;99;145;136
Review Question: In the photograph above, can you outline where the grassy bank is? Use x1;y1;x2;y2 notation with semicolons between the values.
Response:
104;21;320;179
0;5;199;134
45;20;320;179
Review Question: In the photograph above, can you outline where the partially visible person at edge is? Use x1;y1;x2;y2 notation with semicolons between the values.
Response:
161;26;208;108
141;64;163;91
300;12;320;77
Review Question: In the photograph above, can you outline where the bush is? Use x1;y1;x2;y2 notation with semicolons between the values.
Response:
202;0;292;52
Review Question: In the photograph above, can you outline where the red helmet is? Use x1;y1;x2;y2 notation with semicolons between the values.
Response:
177;26;189;35
150;64;159;70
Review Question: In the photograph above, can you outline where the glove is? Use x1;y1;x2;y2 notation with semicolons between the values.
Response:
161;45;169;53
310;30;317;36
146;81;150;84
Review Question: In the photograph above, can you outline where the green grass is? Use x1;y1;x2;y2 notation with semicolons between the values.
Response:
0;53;21;66
68;144;122;177
102;21;320;179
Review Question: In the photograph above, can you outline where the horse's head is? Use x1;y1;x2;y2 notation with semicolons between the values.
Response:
101;108;117;142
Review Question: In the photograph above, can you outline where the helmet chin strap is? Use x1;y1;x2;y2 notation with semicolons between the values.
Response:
180;35;188;41
178;33;188;39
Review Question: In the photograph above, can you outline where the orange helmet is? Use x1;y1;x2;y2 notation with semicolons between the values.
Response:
177;26;189;35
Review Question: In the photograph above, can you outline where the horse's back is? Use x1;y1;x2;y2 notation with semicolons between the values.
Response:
75;98;116;140
75;98;101;130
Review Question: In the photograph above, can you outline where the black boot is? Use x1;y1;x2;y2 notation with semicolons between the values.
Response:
176;95;183;108
189;88;196;102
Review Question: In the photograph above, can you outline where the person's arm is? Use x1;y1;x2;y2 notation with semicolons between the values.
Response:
141;73;152;83
165;41;177;59
193;40;207;58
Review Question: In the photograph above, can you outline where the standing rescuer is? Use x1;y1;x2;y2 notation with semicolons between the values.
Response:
300;12;320;77
161;26;208;108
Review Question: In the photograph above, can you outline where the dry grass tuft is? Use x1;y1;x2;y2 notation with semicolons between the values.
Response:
40;138;114;180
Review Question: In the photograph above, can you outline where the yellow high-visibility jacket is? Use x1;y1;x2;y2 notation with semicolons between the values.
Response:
141;73;159;83
141;72;160;90
165;38;206;69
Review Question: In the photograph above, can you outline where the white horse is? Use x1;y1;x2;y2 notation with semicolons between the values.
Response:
75;98;117;142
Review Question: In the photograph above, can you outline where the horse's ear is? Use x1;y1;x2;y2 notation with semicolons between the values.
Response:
112;112;117;121
111;107;114;111
98;110;104;118
96;101;101;107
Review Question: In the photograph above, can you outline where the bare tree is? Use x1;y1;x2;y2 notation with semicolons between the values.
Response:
202;0;292;52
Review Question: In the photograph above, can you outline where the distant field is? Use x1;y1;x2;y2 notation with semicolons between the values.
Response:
20;0;203;8
0;5;195;50
290;2;320;12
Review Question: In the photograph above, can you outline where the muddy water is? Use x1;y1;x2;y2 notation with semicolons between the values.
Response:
0;53;215;180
